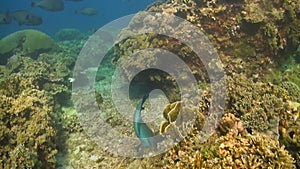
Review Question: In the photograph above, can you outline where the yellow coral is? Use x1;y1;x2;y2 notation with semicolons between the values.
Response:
288;101;300;121
161;101;182;135
163;101;182;122
159;121;170;134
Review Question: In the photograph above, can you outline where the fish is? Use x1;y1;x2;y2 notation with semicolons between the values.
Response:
0;10;12;24
75;8;98;16
133;94;163;151
31;0;64;12
12;10;43;26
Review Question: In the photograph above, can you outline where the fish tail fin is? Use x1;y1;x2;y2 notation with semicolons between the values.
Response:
75;10;79;14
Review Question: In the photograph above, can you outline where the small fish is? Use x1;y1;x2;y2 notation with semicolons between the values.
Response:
75;8;98;16
12;10;43;26
133;94;163;151
0;10;12;24
31;0;64;12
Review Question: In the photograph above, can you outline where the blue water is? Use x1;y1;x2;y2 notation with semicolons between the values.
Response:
0;0;156;38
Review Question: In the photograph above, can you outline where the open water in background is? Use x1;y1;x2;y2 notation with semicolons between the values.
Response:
0;0;156;38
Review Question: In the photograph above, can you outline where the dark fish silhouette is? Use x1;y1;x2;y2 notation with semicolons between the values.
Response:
12;10;42;26
75;7;98;16
0;10;12;24
134;94;163;151
31;0;64;12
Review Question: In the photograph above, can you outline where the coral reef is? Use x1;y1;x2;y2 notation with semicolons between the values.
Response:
204;130;295;168
280;120;300;168
5;51;75;106
262;46;300;87
163;101;182;123
0;74;57;168
0;29;60;65
280;100;300;168
105;0;300;167
218;113;243;135
0;33;75;167
152;82;297;168
55;28;83;41
281;58;300;88
155;128;295;168
115;0;300;80
226;74;289;137
0;0;299;168
280;81;300;102
160;100;205;136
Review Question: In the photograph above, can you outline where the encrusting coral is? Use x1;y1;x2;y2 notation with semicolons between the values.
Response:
204;130;295;168
0;75;57;168
107;0;300;167
226;74;290;136
154;128;295;168
280;81;300;102
0;36;75;168
0;0;298;168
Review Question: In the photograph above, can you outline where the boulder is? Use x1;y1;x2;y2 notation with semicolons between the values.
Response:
0;29;60;65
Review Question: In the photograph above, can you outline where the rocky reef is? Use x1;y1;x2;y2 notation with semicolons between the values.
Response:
0;31;75;168
158;129;295;168
114;0;300;79
0;68;57;168
108;0;300;168
0;0;300;168
226;74;289;137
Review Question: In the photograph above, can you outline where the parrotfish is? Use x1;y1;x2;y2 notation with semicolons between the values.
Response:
12;10;43;26
134;94;163;151
0;10;12;24
75;8;98;16
31;0;65;12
